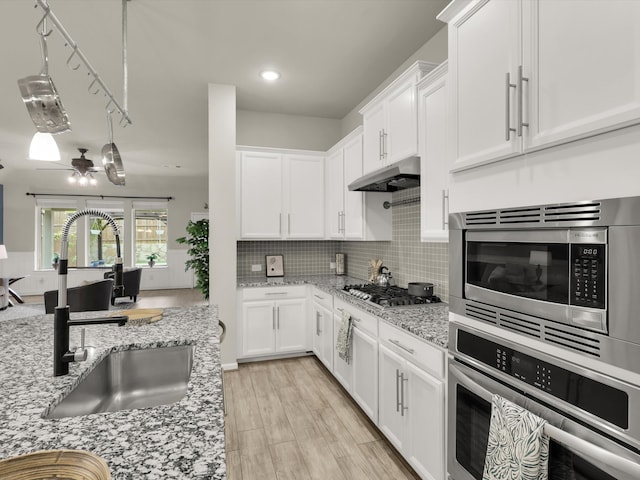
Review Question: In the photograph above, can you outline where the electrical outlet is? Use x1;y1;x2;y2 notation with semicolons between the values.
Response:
251;264;262;272
330;262;336;270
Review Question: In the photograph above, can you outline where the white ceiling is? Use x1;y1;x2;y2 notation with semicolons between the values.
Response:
0;0;448;184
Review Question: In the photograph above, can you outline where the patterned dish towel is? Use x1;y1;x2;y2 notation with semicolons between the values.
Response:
483;395;549;480
336;310;353;363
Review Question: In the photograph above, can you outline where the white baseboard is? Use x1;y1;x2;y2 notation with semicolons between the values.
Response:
221;362;239;371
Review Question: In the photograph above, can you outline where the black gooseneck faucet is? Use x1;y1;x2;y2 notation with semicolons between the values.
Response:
53;209;129;376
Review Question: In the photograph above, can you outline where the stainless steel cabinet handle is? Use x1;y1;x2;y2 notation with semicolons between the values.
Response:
313;294;325;300
288;213;291;234
279;213;282;235
341;211;345;233
277;306;280;329
272;307;276;329
396;368;401;413
383;130;388;159
316;312;320;336
442;189;449;230
517;65;529;136
389;339;415;355
379;130;384;160
505;72;516;141
400;373;408;416
265;292;287;296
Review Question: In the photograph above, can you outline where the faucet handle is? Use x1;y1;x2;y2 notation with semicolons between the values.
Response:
73;328;88;363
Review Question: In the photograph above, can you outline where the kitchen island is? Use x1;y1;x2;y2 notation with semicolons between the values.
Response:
0;305;225;479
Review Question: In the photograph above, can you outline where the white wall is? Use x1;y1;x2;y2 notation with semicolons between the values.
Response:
237;109;342;151
209;84;238;369
340;26;448;136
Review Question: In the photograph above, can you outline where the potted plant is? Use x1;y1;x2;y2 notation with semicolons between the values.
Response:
146;252;158;267
52;253;60;270
177;219;209;299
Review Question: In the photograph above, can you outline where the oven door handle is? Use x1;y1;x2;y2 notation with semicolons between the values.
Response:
450;364;640;479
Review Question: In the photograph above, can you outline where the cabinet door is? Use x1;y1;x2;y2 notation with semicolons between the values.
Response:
241;300;276;356
343;134;365;239
405;361;445;480
419;71;449;242
378;344;407;452
320;306;334;372
239;152;283;238
332;314;353;393
311;304;323;359
352;326;378;423
362;102;386;174
285;155;325;239
325;149;345;239
386;76;419;164
275;299;307;353
450;0;522;170
523;0;640;151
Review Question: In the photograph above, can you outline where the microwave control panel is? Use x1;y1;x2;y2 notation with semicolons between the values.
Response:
570;243;605;308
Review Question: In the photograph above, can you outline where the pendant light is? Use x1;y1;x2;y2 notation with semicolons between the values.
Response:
28;132;61;161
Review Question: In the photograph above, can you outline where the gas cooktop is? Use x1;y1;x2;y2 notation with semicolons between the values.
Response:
342;284;441;308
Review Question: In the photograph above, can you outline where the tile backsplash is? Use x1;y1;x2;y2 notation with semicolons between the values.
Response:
237;187;449;301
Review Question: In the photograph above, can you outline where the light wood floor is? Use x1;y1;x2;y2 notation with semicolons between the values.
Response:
224;357;420;480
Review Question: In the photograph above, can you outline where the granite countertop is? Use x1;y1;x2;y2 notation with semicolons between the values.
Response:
238;274;450;349
0;305;225;479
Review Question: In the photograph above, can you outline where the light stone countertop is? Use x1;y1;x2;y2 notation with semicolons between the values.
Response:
238;274;450;349
0;305;225;480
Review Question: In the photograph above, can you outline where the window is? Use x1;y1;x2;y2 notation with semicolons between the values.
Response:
38;201;77;269
134;202;168;267
86;201;124;268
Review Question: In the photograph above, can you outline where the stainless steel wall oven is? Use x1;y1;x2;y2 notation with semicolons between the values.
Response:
449;196;640;375
448;322;640;480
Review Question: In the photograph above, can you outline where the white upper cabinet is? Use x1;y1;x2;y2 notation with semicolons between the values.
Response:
441;0;640;172
239;151;283;239
284;154;325;239
522;0;640;151
238;149;325;239
360;61;438;175
418;62;450;243
325;128;391;241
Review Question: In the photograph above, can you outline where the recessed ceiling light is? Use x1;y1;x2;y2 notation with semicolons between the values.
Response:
260;70;280;81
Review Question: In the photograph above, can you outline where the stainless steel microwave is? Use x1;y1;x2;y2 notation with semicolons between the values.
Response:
449;196;640;375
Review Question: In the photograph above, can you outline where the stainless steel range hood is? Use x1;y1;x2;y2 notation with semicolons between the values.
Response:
348;156;420;192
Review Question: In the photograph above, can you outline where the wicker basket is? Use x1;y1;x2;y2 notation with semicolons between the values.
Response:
0;449;111;479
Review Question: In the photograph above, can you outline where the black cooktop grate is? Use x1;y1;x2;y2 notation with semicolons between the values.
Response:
343;284;441;307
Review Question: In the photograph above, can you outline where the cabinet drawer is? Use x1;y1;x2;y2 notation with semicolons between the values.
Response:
311;288;333;310
379;321;444;379
242;285;307;301
334;298;378;337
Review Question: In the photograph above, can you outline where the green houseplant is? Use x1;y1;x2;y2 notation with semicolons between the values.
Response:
176;219;209;299
146;252;158;267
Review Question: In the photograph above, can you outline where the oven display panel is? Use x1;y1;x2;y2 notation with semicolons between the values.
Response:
457;330;628;429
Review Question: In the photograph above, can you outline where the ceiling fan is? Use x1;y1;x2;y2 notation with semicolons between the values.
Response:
38;147;102;185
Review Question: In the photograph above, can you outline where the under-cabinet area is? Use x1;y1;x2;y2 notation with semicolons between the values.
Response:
236;277;449;480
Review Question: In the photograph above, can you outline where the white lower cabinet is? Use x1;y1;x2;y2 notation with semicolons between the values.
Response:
312;301;333;371
239;286;308;358
378;327;445;480
351;325;378;423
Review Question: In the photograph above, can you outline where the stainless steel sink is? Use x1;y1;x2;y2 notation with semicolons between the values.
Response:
45;345;194;419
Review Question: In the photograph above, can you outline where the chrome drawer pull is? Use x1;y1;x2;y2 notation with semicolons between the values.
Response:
389;339;414;355
265;292;288;295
